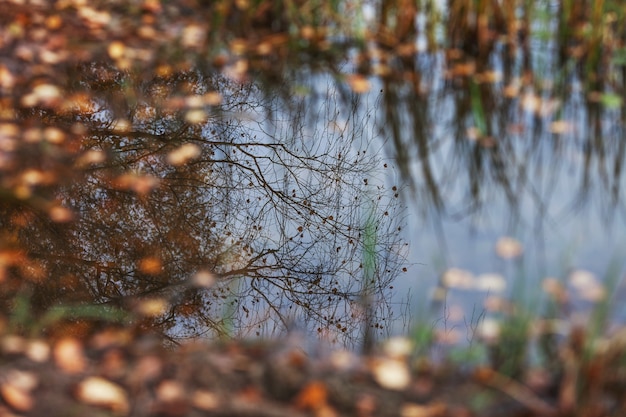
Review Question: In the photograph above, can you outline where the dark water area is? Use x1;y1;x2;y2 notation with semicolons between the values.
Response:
1;1;626;355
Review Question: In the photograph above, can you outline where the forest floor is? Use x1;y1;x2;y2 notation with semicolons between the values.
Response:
0;326;599;417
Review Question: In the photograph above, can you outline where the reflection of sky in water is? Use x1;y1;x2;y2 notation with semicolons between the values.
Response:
329;0;626;346
397;100;626;340
222;60;626;350
170;63;626;346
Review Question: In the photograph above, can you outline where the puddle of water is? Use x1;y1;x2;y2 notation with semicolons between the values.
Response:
2;1;626;355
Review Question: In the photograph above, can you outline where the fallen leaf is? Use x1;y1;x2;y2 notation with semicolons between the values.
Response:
569;269;598;290
4;371;38;392
0;370;38;412
203;92;222;106
435;328;461;345
108;41;126;60
383;337;413;359
167;143;201;166
135;298;169;317
549;120;573;134
495;237;523;259
400;402;446;417
43;127;65;143
25;339;50;363
441;268;474;289
54;337;87;374
31;83;63;107
477;318;500;342
156;380;186;403
370;358;411;391
1;335;26;354
49;206;74;222
185;109;208;124
541;277;568;302
347;74;370;93
130;355;163;385
76;376;129;414
191;270;215;288
475;273;507;292
294;381;327;410
355;393;377;416
329;349;358;371
0;382;33;412
192;390;220;411
138;256;162;275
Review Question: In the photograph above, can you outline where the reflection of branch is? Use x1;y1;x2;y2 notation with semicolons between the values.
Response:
11;68;405;345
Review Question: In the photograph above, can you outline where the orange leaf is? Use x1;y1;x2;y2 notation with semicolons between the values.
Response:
54;337;87;374
0;382;34;412
294;381;327;410
347;74;370;93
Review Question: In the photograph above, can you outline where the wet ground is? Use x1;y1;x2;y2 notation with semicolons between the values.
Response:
4;326;626;417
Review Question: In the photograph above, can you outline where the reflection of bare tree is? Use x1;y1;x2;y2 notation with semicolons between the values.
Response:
377;21;626;241
3;65;406;348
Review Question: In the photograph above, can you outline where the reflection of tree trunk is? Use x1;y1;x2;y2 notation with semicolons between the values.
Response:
379;0;417;44
614;74;626;204
395;0;417;42
382;58;443;212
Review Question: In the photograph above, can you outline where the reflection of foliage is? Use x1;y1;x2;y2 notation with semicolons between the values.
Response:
0;33;406;345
